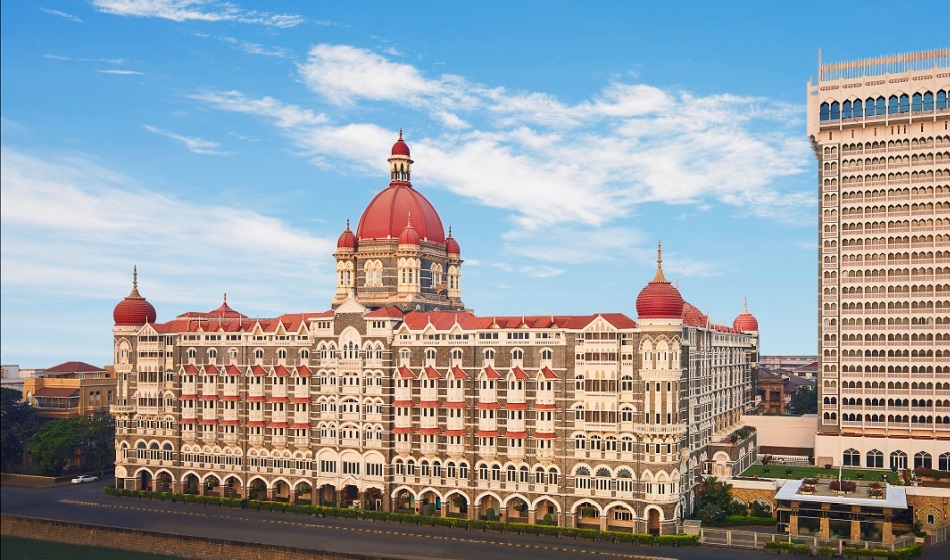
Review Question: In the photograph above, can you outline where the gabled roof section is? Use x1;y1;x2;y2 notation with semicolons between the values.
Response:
296;365;313;377
365;306;404;319
449;365;468;379
42;361;105;375
181;364;200;375
539;366;559;379
395;365;415;379
510;367;529;380
423;366;441;379
224;365;242;376
249;365;268;376
481;365;501;379
273;365;291;377
400;311;636;332
203;364;220;375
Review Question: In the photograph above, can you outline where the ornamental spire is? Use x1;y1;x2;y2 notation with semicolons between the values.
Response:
743;295;748;313
651;240;669;283
128;265;143;299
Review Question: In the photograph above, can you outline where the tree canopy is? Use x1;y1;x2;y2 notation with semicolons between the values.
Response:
28;414;115;476
1;387;38;471
789;385;818;415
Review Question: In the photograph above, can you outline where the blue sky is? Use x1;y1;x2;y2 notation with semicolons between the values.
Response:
1;1;945;368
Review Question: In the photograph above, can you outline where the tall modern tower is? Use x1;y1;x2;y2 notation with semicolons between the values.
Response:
808;49;950;471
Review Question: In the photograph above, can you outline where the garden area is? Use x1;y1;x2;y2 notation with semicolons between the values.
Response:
740;464;896;483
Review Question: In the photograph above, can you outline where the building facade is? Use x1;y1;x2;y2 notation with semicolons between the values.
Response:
808;49;950;470
111;135;759;535
22;361;116;419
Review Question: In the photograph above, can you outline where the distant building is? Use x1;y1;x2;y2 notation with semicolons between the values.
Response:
759;356;819;371
808;49;950;470
755;368;816;415
22;361;116;419
1;364;29;392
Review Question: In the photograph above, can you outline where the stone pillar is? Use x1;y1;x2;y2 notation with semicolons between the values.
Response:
850;519;861;541
820;516;830;540
600;514;608;531
442;502;450;517
527;509;536;524
789;511;799;536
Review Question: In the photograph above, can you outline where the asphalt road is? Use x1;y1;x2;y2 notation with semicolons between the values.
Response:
2;480;947;560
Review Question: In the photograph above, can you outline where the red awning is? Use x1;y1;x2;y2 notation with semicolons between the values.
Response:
476;401;499;409
393;400;413;407
534;403;556;410
199;419;218;425
199;395;217;401
444;401;466;408
221;420;240;426
419;400;439;407
247;396;265;402
293;422;310;429
393;427;413;434
444;429;466;436
418;428;440;435
179;417;198;424
246;421;265;427
505;431;527;438
505;402;528;410
534;431;557;439
220;395;240;401
269;422;289;428
32;387;79;398
476;430;499;437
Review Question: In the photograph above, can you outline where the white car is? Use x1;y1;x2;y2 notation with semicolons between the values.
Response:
71;475;98;484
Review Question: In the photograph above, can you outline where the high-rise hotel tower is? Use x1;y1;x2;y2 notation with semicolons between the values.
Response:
808;49;950;470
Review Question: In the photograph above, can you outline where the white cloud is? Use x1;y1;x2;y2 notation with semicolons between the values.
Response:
0;147;333;309
92;0;304;27
98;69;144;75
189;91;326;128
195;44;813;264
143;124;231;155
218;35;289;58
40;8;84;23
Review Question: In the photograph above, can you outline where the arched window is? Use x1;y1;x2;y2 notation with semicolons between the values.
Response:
867;449;884;469
914;451;932;469
890;450;908;470
843;448;860;467
939;452;950;471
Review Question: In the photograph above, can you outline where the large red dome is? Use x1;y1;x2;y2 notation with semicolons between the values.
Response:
635;242;684;320
114;268;156;326
357;183;445;243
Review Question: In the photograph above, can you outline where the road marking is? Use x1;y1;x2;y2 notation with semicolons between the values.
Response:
56;500;676;560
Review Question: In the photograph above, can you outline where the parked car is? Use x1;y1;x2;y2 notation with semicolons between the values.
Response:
71;475;98;484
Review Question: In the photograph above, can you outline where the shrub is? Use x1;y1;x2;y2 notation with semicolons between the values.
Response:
819;546;834;556
779;541;794;550
765;541;781;550
794;543;812;555
830;480;857;492
825;464;833;470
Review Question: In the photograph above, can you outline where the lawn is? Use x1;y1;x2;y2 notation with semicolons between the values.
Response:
739;464;896;483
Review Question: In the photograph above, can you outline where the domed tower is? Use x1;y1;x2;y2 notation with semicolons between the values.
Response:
331;132;464;312
733;296;760;364
113;266;157;327
445;227;462;302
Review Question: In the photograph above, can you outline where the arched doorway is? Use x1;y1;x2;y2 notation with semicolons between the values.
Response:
318;484;337;507
182;473;200;495
272;480;291;502
248;478;267;501
647;508;661;536
343;484;360;508
156;472;172;493
202;475;221;496
363;487;383;510
223;475;242;499
445;492;468;518
477;494;500;521
419;489;442;516
138;470;153;491
505;496;529;523
575;501;600;529
533;497;559;525
293;481;312;504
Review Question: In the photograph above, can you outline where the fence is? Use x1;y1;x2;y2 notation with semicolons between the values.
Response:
929;523;949;545
698;527;915;553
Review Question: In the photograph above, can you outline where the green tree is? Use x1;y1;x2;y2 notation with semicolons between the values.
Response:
789;385;818;415
1;387;38;471
28;413;115;476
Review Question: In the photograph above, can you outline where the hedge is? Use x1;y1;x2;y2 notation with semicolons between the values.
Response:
102;487;699;546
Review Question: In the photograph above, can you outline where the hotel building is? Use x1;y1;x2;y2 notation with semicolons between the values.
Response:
111;134;759;535
808;49;950;470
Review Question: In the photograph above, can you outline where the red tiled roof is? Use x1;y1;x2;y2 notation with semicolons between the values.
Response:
293;422;310;429
510;367;529;380
42;361;105;374
505;402;528;410
419;400;439;407
179;418;198;424
393;400;413;407
220;395;240;401
395;365;415;379
250;365;267;376
274;365;291;377
476;401;499;409
293;397;311;403
393;427;413;434
182;364;200;374
534;403;556;410
444;429;465;436
269;422;288;428
296;365;313;377
418;428;440;435
444;401;466;408
365;306;404;318
539;367;559;379
400;311;636;331
199;395;217;401
476;430;499;437
247;421;265;427
449;365;468;379
505;431;527;438
423;366;441;379
181;394;197;400
247;396;265;402
270;396;289;403
224;365;242;376
221;420;240;426
199;419;218;425
203;364;220;375
534;431;557;439
482;366;501;379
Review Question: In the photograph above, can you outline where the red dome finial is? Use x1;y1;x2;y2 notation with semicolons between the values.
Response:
733;295;759;332
337;218;357;250
446;225;460;255
114;265;157;326
399;212;420;246
391;130;411;156
635;240;684;320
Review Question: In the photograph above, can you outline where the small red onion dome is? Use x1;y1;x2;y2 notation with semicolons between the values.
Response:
445;227;460;256
113;266;157;326
733;297;759;332
635;242;684;320
391;129;411;156
398;215;420;246
337;219;357;250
